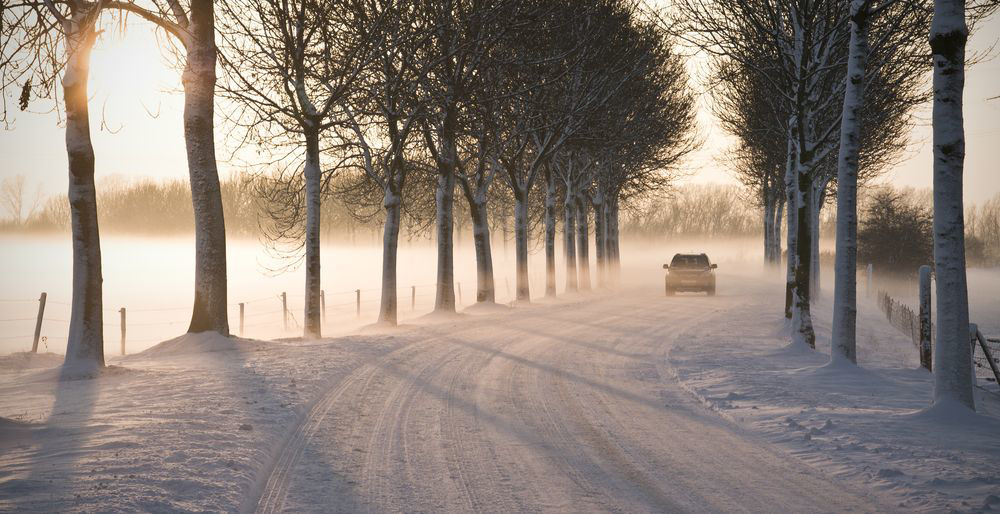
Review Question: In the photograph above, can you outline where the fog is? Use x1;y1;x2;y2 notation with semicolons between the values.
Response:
2;234;996;355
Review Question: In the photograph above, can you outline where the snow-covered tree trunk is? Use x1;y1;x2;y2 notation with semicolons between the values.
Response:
810;180;826;296
831;0;869;365
763;197;775;263
470;196;495;303
564;190;578;292
434;129;458;313
544;169;557;297
379;190;402;324
593;193;606;287
302;127;322;338
63;23;104;369
929;0;974;409
514;190;530;301
576;196;591;290
784;133;798;319
608;198;621;285
792;156;817;348
184;0;229;335
774;195;784;266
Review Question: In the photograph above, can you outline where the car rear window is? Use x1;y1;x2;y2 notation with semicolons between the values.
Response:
671;255;709;268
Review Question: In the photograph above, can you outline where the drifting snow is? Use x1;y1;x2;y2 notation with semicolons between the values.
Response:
670;282;1000;512
0;272;997;512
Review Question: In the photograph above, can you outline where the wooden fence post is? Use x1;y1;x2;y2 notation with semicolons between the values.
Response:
973;327;1000;385
31;292;46;353
239;303;245;337
321;290;326;325
356;289;361;318
919;265;933;371
282;292;288;331
411;286;416;311
457;282;462;306
119;307;126;356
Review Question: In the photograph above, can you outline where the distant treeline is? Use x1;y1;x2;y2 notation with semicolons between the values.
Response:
4;179;998;267
0;175;383;241
621;183;837;239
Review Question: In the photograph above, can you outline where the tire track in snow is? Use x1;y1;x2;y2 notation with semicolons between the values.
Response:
247;325;481;514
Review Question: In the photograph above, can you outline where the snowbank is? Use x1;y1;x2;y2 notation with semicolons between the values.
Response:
135;331;269;358
669;295;1000;512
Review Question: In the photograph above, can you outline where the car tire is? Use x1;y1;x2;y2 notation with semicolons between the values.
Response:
665;280;675;296
707;285;716;296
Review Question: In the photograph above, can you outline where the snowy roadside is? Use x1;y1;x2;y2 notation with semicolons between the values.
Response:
0;331;409;512
668;292;1000;513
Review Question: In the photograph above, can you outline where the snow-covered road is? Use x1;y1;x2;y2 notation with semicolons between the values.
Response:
11;271;996;512
247;284;880;513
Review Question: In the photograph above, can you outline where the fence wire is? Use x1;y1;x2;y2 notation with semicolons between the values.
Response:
878;289;999;383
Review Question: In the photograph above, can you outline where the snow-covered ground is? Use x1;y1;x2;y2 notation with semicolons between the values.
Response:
1;270;998;512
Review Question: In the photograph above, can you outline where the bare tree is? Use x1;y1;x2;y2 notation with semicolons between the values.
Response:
0;175;42;225
331;0;434;325
108;0;229;335
218;0;378;338
927;0;999;409
2;0;109;368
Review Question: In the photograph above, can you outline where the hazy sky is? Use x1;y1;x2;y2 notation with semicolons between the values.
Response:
0;15;998;216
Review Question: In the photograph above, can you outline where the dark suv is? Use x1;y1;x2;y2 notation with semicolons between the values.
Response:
663;253;717;295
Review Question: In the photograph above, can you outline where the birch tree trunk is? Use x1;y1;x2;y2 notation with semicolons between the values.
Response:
576;196;591;291
544;169;557;297
185;0;229;335
564;191;578;292
379;190;401;324
514;190;530;301
929;0;974;409
470;197;496;303
63;24;104;368
302;127;322;338
831;0;869;365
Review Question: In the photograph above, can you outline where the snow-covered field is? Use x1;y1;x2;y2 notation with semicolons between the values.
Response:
1;265;997;512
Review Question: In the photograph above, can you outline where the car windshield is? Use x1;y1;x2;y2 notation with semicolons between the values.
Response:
671;255;709;268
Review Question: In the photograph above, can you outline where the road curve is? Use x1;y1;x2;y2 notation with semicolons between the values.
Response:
248;286;882;513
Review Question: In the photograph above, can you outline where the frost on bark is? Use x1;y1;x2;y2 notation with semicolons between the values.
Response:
379;191;402;325
435;160;458;312
514;191;530;301
302;127;322;338
774;195;784;265
544;168;558;297
470;197;496;303
592;192;606;288
929;0;973;409
185;0;229;335
576;196;591;290
831;0;869;365
784;133;798;319
607;199;621;285
63;21;104;369
763;197;775;263
564;191;578;292
809;179;826;296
